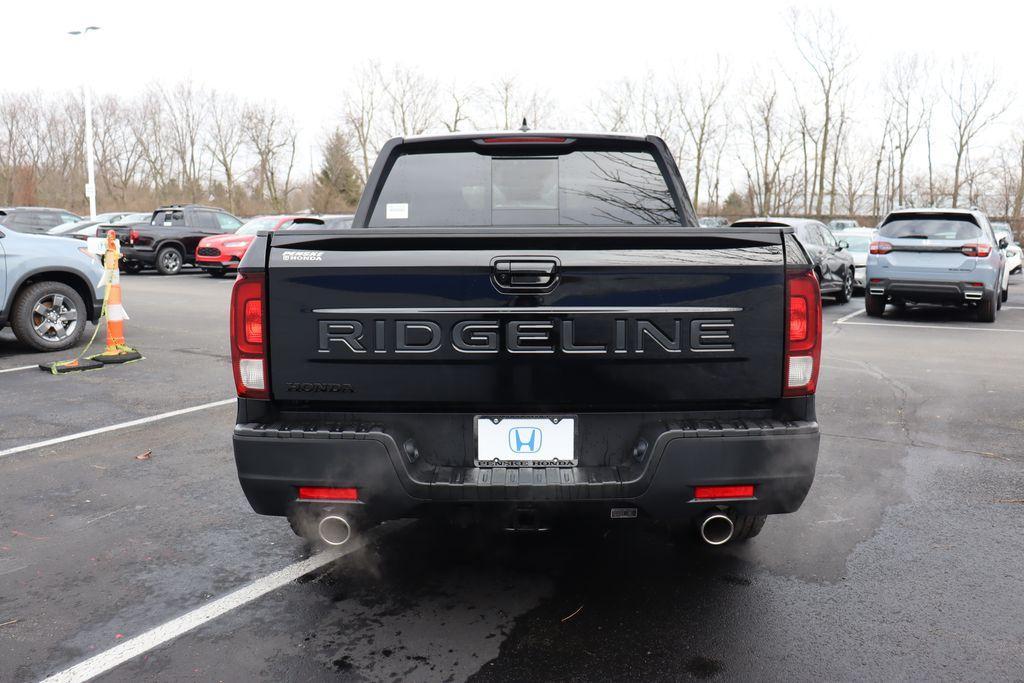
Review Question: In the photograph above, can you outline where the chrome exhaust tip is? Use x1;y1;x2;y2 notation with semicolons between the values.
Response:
317;515;352;546
699;512;735;546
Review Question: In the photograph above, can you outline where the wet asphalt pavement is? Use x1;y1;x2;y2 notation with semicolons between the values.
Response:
1;269;1023;681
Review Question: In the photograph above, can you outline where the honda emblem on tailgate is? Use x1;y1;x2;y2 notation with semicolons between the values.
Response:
508;427;542;454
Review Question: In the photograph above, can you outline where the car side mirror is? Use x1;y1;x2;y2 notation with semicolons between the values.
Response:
838;240;848;250
998;237;1009;250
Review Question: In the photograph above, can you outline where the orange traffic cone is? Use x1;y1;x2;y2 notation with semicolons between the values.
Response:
90;230;142;365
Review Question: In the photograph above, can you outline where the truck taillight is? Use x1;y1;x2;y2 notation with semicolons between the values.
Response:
784;269;821;396
960;243;992;257
230;272;268;399
129;228;139;245
869;241;892;254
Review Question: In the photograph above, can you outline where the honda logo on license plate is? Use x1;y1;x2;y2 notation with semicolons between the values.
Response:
508;427;542;454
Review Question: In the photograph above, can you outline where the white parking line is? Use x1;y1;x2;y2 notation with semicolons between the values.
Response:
834;309;866;324
0;364;37;374
0;399;234;459
40;523;403;683
837;320;1024;333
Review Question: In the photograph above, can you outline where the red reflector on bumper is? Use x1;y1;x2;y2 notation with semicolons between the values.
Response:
694;485;755;500
298;486;358;501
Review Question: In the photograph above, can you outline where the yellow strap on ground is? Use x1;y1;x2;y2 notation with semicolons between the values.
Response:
47;287;109;375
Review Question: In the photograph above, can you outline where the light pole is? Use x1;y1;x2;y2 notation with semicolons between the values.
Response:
69;26;100;219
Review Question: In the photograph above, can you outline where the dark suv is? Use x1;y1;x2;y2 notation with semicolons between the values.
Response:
732;217;857;303
113;204;243;275
0;207;82;234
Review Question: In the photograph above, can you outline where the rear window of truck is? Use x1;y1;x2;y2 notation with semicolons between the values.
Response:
152;210;185;226
367;150;680;227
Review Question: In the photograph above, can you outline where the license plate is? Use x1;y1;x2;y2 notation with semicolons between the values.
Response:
476;416;576;466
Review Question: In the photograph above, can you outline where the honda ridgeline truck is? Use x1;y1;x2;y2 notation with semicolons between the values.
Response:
230;132;822;547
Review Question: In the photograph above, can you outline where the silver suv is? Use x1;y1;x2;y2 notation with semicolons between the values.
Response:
0;225;105;351
865;208;1007;322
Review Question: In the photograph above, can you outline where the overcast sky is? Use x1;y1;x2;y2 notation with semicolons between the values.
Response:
6;0;1023;183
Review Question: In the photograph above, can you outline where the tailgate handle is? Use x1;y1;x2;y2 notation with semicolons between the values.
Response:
491;258;559;291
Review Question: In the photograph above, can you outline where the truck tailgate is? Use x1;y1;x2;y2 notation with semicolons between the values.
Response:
265;229;787;409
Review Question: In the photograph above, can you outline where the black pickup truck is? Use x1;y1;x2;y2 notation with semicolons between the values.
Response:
230;132;822;548
113;204;243;274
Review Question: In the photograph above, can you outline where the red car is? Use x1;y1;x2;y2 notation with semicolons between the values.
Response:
196;215;302;277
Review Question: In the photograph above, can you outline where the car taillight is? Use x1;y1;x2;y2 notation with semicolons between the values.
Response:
960;243;992;257
230;272;268;399
869;241;892;254
129;228;139;245
784;269;821;396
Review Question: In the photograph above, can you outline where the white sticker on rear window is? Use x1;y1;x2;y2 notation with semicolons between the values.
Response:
386;203;408;220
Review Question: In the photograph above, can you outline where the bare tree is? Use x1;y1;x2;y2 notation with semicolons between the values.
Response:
796;103;819;213
161;80;208;202
440;82;478;132
93;95;144;203
789;7;855;216
132;87;174;193
489;76;555;130
944;59;1010;207
1012;133;1024;220
739;79;796;215
871;102;895;218
243;102;298;212
379;63;438;137
206;92;245;214
885;55;929;206
678;62;729;210
838;139;872;215
925;101;938;206
827;96;850;215
342;62;382;182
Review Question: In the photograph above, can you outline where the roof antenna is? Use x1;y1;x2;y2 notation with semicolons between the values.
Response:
519;117;530;132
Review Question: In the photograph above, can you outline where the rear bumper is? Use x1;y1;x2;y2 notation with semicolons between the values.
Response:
196;259;240;272
121;246;156;264
233;417;819;523
867;278;990;303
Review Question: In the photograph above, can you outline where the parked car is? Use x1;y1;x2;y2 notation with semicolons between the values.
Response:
865;208;1007;322
0;207;82;234
698;216;729;228
992;223;1022;276
112;204;244;275
732;217;856;303
232;131;821;547
45;212;133;237
834;227;876;292
0;224;104;351
828;219;859;231
196;215;303;277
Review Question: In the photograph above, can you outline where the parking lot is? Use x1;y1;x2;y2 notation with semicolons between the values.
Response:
2;268;1023;681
